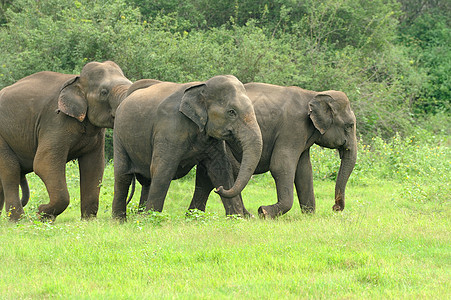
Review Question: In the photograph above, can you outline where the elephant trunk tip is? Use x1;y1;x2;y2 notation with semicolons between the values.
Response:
214;185;237;198
214;186;227;197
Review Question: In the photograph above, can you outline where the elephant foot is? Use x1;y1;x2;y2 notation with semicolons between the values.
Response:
112;210;127;221
258;205;277;219
37;212;56;223
38;202;68;222
7;207;25;222
185;208;205;218
332;203;344;211
81;214;97;221
115;217;127;224
258;206;269;219
81;205;99;220
333;196;345;211
300;205;315;214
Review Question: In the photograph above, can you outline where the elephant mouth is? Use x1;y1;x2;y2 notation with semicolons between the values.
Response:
222;130;235;141
338;144;349;159
336;137;349;149
100;115;115;129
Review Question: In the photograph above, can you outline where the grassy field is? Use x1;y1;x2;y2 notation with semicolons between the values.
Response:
0;133;450;299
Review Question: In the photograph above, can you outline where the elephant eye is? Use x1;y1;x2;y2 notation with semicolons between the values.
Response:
100;89;109;97
227;109;237;118
345;123;354;131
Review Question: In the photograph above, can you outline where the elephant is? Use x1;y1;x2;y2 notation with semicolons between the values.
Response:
0;61;142;221
188;82;357;218
112;75;263;220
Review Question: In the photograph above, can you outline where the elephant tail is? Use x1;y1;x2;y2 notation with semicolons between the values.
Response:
20;176;30;207
126;175;136;206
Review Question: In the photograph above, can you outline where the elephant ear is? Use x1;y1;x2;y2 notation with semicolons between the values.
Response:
308;94;334;134
57;76;87;122
179;83;208;131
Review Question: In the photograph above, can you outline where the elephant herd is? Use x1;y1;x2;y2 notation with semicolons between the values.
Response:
0;61;357;222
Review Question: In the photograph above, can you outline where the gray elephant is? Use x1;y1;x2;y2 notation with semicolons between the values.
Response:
112;75;263;219
189;82;357;218
0;61;144;221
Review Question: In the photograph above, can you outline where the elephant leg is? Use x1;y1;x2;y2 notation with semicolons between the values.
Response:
145;169;175;212
139;184;150;211
203;142;248;216
188;163;214;212
112;144;134;220
33;147;70;220
295;149;316;213
145;149;183;212
0;139;25;220
0;174;23;221
136;174;151;211
258;149;299;219
189;163;253;217
112;173;134;220
78;143;104;219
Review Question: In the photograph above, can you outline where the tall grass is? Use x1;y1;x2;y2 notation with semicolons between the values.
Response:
0;130;449;298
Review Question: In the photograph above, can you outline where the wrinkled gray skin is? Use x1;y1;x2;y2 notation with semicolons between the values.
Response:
112;75;263;219
0;61;137;221
189;83;357;218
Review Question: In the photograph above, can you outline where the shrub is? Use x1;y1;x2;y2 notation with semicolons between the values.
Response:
0;0;448;151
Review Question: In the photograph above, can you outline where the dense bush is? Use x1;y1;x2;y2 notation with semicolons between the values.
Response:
0;0;143;82
0;0;449;161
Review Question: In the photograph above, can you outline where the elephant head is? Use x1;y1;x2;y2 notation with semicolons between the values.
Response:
180;75;263;198
57;61;132;128
309;91;357;211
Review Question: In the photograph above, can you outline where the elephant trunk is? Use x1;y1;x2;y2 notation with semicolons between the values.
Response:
333;139;357;211
216;117;262;198
111;82;132;114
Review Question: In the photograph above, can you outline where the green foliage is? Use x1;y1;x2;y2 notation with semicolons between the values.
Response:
399;7;451;114
0;0;143;84
104;129;114;162
133;211;169;227
0;0;449;143
185;209;221;224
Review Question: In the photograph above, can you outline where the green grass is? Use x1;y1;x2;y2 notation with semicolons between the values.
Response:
1;133;450;299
